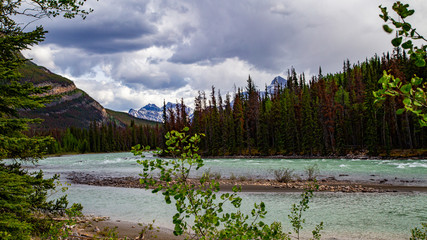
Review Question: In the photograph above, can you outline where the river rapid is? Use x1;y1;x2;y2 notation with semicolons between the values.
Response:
30;152;427;240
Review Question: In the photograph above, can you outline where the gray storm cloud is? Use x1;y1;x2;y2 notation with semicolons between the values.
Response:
24;0;427;110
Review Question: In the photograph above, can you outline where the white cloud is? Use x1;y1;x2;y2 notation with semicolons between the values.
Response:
22;45;59;71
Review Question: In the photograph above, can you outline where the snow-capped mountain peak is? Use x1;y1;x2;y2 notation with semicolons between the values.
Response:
128;103;193;123
267;76;287;94
129;104;164;122
139;103;161;112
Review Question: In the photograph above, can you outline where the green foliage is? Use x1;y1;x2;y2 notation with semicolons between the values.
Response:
0;0;91;238
375;72;427;126
375;2;427;127
0;0;92;160
30;121;163;155
379;1;426;67
288;181;323;240
377;2;427;237
410;223;427;240
137;220;160;240
0;163;83;239
133;129;323;239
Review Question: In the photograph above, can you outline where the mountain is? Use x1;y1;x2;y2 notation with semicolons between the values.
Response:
237;76;288;101
129;102;193;123
267;76;287;94
129;104;163;122
17;61;147;129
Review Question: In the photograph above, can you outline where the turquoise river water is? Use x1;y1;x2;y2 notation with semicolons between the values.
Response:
27;152;427;240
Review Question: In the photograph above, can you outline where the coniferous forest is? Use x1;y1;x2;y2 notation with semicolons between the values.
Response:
28;121;164;154
36;50;427;157
165;51;427;157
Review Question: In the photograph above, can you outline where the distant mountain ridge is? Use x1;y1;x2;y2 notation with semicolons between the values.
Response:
129;102;193;123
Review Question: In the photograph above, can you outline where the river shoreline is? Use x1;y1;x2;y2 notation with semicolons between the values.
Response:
46;148;427;160
66;215;183;240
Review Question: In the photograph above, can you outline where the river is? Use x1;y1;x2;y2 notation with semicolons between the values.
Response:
30;152;427;240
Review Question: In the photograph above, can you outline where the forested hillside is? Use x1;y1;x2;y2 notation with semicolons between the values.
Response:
18;61;110;129
165;51;427;157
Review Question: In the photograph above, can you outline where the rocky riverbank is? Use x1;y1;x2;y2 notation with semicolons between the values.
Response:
67;172;427;193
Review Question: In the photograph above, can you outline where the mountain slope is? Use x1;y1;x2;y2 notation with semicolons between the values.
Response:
18;61;110;129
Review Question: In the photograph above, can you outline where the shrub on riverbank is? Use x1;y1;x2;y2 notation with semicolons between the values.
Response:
273;168;295;183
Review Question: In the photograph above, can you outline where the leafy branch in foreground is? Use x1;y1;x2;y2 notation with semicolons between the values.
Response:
375;1;427;126
379;1;426;67
376;1;427;237
374;72;427;126
132;128;323;239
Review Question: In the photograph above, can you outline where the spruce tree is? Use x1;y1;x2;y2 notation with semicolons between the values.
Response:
0;1;91;238
301;86;315;155
233;91;244;154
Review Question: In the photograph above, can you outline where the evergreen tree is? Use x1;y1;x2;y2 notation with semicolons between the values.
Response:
0;1;91;238
244;75;260;154
223;92;236;154
233;91;245;154
301;86;315;155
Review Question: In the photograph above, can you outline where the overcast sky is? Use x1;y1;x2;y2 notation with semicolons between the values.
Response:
22;0;427;111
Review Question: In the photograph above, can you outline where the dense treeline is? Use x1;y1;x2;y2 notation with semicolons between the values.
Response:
27;121;164;154
28;50;426;157
165;51;427;156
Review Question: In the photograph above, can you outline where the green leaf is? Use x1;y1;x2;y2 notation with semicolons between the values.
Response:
413;109;423;115
401;40;413;49
403;97;412;106
372;91;378;98
402;22;411;32
382;24;393;33
379;6;389;21
393;21;402;28
411;77;423;86
391;37;402;47
396;108;405;115
400;83;412;94
413;101;422;107
415;58;426;67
